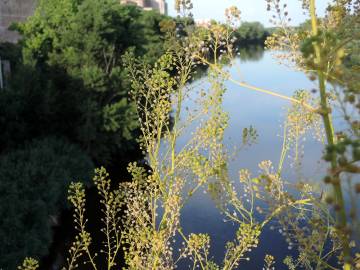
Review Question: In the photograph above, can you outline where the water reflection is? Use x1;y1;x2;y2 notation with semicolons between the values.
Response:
238;45;265;62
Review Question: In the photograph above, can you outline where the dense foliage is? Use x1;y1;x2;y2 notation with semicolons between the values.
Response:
0;0;171;171
0;59;85;154
13;0;169;167
0;137;93;269
0;0;170;268
234;22;269;45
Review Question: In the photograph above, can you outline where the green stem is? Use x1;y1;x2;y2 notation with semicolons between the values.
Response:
194;54;316;112
278;121;289;175
309;1;351;268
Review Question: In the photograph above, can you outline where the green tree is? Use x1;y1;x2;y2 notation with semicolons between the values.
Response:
0;0;170;268
0;63;86;154
0;137;94;269
12;0;169;168
234;22;269;45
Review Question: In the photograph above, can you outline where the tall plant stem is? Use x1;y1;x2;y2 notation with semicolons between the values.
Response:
309;0;351;268
193;54;316;112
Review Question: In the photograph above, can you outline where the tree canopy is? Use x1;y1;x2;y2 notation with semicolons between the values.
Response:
234;22;269;45
5;0;170;168
0;1;170;268
0;137;93;269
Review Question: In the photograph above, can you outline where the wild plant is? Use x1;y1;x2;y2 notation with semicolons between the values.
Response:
173;0;358;268
17;258;39;270
120;42;231;269
265;0;360;268
18;0;359;269
278;90;324;175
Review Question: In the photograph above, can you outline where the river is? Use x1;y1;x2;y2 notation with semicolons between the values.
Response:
170;47;331;268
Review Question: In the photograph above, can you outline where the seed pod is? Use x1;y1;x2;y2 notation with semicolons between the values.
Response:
325;196;334;204
323;176;332;184
323;153;333;162
353;147;360;161
355;184;360;194
334;204;341;212
338;156;348;166
336;143;346;154
332;177;340;185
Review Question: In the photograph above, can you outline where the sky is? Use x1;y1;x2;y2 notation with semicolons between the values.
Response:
166;0;331;26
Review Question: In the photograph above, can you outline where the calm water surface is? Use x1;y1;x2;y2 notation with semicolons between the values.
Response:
168;48;330;268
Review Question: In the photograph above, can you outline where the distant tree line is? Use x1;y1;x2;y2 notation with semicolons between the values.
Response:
233;21;270;46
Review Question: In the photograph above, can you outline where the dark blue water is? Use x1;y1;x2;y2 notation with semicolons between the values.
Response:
168;48;331;269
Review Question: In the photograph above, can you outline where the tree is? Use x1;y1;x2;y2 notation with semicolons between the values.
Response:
0;137;94;269
0;63;86;154
12;0;170;169
234;22;269;45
